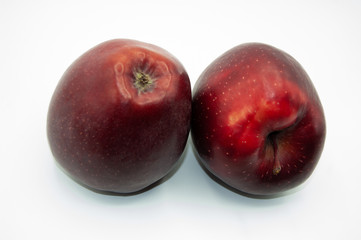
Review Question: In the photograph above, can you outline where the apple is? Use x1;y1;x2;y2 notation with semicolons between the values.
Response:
191;43;326;196
47;39;191;194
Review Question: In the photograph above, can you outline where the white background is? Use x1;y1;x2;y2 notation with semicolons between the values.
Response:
1;0;361;239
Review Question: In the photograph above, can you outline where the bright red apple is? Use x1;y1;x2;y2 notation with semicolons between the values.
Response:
191;43;326;196
47;39;191;194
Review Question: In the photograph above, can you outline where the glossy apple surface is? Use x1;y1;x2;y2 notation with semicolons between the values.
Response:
191;43;326;196
47;39;191;194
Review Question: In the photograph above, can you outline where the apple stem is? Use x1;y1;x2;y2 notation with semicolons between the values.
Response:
273;159;281;175
270;133;282;175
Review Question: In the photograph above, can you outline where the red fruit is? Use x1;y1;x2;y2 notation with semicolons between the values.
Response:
47;39;191;194
191;43;326;196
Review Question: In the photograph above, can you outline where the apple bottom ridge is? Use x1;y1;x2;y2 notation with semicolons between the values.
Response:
53;142;189;196
191;143;312;199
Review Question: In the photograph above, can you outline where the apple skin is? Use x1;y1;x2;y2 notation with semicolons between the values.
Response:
191;43;326;196
47;39;191;194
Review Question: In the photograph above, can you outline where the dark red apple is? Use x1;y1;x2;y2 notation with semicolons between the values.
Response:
191;43;326;196
47;39;191;194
